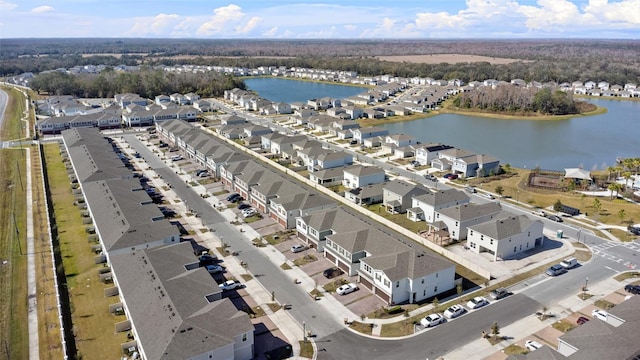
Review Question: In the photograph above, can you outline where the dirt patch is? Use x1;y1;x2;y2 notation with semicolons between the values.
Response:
377;54;531;65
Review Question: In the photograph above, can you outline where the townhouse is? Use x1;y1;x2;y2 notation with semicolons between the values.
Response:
342;165;386;189
434;202;503;241
409;188;471;223
61;127;254;360
383;180;430;214
467;213;544;261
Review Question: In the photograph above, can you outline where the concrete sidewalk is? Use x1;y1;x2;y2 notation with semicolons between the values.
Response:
444;275;635;360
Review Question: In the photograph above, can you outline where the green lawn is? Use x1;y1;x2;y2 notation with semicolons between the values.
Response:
44;144;129;359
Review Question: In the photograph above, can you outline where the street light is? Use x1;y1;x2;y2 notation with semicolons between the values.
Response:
516;190;520;204
303;321;306;343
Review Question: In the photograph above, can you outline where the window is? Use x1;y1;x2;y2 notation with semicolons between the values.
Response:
396;281;400;288
423;290;426;296
242;334;247;342
470;230;474;236
490;239;493;245
421;279;424;284
434;286;438;292
528;231;531;237
480;235;484;240
435;273;438;278
384;279;390;287
514;246;517;253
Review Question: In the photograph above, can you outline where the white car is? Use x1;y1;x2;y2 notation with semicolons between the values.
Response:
205;264;224;274
218;280;241;291
591;309;608;321
242;208;257;217
525;340;542;351
420;313;445;328
290;244;306;253
443;304;465;319
466;296;489;309
170;155;183;161
336;283;358;295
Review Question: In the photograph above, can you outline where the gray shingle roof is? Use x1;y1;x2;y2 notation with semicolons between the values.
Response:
437;202;502;221
384;179;429;197
468;213;537;240
110;242;252;360
413;188;470;206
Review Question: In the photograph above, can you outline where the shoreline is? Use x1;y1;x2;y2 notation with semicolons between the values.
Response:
359;100;608;126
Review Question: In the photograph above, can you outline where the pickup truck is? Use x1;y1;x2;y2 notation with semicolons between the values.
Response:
560;257;578;269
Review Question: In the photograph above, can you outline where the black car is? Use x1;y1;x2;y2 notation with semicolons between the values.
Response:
238;203;251;210
323;267;344;279
547;215;563;222
226;193;240;201
628;225;640;235
199;254;218;266
624;284;640;294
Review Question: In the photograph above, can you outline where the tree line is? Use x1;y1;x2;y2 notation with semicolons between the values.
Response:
28;68;246;99
452;87;590;115
2;39;639;85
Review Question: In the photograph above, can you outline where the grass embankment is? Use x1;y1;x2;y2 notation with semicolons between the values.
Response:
44;144;129;359
0;86;29;360
464;169;640;229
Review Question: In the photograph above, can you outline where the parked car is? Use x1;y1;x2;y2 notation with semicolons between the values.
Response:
420;313;445;328
205;264;224;274
628;225;640;235
336;283;358;295
323;267;343;279
531;209;546;217
133;152;141;158
290;244;307;253
158;142;169;148
560;257;579;269
545;264;568;276
591;309;608;321
242;208;257;217
448;174;459;180
481;193;495;200
231;196;243;203
525;340;543;351
424;174;437;181
170;155;183;161
547;215;563;222
226;193;240;202
349;140;358;145
219;280;241;291
410;160;420;167
624;284;640;294
490;288;511;300
443;304;465;319
464;186;477;194
443;173;453;179
576;316;590;325
466;296;489;309
237;203;251;210
199;253;218;265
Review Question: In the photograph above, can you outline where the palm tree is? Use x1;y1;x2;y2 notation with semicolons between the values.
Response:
607;166;616;181
622;171;632;188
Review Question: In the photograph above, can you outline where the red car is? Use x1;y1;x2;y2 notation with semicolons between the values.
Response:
577;316;590;325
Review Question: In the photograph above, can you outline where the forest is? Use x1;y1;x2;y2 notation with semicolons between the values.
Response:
28;68;246;99
452;87;593;115
2;39;639;86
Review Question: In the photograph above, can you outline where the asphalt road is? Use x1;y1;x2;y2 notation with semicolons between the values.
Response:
124;114;640;359
316;294;541;360
124;134;346;338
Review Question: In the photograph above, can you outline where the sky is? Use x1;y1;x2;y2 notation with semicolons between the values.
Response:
1;0;639;39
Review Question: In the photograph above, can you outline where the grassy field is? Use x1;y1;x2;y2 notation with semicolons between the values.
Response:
0;86;29;360
44;144;129;359
465;169;640;230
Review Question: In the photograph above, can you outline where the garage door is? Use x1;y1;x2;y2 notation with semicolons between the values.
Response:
325;251;336;264
359;275;373;291
337;260;349;273
374;286;391;304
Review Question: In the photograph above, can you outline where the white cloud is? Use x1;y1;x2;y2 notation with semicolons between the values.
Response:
0;0;17;11
409;0;640;37
197;4;263;36
262;26;278;37
236;16;262;34
31;5;54;13
128;13;181;36
344;24;357;31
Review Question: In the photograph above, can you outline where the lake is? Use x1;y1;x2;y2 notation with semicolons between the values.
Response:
245;77;639;171
244;77;367;104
